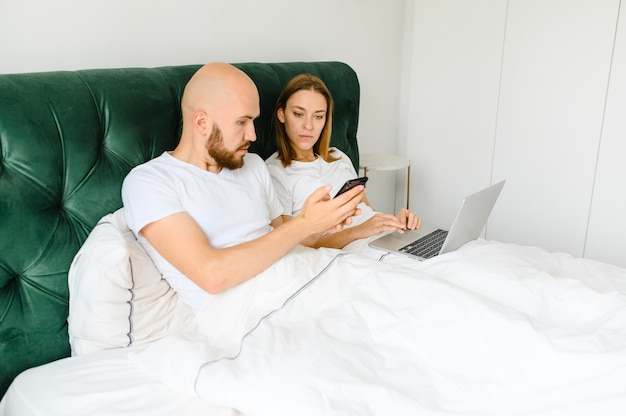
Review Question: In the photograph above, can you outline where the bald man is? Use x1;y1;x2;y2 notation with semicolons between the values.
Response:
122;63;365;312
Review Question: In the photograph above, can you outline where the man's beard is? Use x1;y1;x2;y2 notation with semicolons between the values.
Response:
206;125;247;170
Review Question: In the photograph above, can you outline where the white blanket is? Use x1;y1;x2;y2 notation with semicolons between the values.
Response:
132;240;626;415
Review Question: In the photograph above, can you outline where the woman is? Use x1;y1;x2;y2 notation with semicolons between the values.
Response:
265;73;420;249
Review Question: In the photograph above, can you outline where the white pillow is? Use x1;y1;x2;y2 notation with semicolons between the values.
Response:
68;207;194;356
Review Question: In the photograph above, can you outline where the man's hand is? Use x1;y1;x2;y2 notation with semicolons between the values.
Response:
296;184;365;236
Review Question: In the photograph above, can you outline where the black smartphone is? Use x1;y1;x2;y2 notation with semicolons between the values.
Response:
334;177;368;198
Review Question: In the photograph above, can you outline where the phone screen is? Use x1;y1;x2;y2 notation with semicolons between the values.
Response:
334;177;368;198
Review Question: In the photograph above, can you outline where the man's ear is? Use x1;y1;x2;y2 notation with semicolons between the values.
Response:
193;110;211;134
277;108;285;123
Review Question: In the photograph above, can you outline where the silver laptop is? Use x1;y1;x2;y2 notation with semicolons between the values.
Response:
369;180;505;260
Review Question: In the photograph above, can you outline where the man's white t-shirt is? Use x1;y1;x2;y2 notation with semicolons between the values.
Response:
122;152;283;312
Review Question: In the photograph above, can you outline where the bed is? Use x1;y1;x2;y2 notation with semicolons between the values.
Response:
1;62;626;415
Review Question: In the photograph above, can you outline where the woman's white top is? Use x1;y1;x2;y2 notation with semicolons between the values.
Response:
265;148;375;226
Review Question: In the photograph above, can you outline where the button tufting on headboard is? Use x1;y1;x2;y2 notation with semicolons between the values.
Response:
0;61;361;397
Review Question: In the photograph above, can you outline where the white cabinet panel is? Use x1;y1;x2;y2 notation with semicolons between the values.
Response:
585;3;626;267
489;0;618;256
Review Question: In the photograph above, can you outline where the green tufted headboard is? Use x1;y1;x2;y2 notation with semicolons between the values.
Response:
0;61;360;397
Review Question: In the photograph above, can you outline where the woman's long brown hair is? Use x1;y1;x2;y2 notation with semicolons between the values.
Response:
273;73;339;167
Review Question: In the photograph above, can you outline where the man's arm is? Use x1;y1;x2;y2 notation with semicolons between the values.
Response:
141;184;364;294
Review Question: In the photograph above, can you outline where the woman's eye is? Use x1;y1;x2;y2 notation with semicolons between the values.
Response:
314;115;325;120
294;112;303;117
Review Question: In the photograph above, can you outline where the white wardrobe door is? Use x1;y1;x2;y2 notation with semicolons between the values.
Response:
585;2;626;268
489;0;619;256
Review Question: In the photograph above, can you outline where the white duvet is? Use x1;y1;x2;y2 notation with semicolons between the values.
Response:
131;239;626;415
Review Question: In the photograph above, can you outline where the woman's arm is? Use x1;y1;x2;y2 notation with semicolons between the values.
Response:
300;196;422;249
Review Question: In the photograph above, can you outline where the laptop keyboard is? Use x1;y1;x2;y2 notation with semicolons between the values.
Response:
399;229;448;259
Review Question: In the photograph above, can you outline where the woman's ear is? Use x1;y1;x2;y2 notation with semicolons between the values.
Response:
277;108;285;123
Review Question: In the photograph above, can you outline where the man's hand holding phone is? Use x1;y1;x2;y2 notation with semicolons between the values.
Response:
327;177;368;231
297;180;366;237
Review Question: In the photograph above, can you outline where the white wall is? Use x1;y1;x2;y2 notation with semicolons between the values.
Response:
403;0;626;267
3;0;625;267
403;0;507;225
0;0;407;215
0;0;405;156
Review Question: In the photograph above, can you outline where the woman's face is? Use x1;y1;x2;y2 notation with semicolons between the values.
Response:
278;89;327;154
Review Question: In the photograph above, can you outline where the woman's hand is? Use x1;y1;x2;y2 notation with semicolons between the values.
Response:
397;208;421;230
354;212;407;238
346;208;422;241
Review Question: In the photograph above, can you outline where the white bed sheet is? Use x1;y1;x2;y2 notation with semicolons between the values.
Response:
0;346;238;416
2;238;626;415
132;240;626;415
